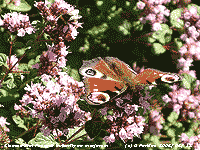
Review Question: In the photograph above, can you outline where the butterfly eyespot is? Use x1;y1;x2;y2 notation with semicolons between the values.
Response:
80;67;105;78
161;74;179;83
87;92;110;105
85;69;96;76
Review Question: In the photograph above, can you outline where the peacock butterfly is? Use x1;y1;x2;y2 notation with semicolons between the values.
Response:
79;57;179;105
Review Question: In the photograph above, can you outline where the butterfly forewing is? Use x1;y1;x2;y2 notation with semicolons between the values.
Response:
80;57;120;81
104;57;136;78
133;69;166;85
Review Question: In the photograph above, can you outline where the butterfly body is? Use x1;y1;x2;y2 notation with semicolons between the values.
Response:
80;57;179;105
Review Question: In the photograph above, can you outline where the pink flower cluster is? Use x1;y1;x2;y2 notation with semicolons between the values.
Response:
165;85;200;121
0;116;10;144
160;84;200;148
0;12;35;37
177;5;200;75
14;73;91;137
6;54;19;71
6;0;21;7
137;0;171;31
101;103;146;143
179;133;200;149
34;0;83;42
0;116;10;132
13;0;21;6
149;110;165;135
34;42;69;76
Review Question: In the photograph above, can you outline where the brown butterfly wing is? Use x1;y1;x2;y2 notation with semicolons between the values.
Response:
80;57;127;105
133;69;170;85
82;77;125;105
80;57;179;105
79;57;120;81
83;77;124;94
103;57;138;86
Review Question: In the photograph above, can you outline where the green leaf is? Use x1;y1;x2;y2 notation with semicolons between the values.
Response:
28;59;37;69
13;41;25;47
77;100;93;113
7;0;31;12
66;126;87;143
28;132;59;148
15;46;31;57
187;128;195;137
180;73;196;89
0;88;9;98
174;38;183;50
133;21;143;31
151;24;172;45
15;138;27;146
0;53;8;67
4;77;16;89
167;111;179;123
70;69;80;82
167;128;175;137
174;122;183;128
12;115;28;131
170;9;184;29
150;135;160;146
148;37;156;43
143;133;150;140
1;0;7;8
85;119;103;139
18;63;29;71
151;43;166;55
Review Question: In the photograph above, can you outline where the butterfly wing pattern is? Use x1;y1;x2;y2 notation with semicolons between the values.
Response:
79;57;127;105
79;57;180;105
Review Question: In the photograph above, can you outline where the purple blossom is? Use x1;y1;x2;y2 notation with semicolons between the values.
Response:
177;57;193;71
188;136;198;145
34;0;83;42
103;134;115;143
189;6;197;16
195;20;200;28
40;126;51;136
119;127;128;141
13;0;21;6
38;43;70;76
6;55;19;71
188;26;199;40
0;117;10;129
126;123;144;138
184;21;191;28
173;104;182;115
146;14;156;21
188;111;195;118
184;11;191;20
162;94;172;103
180;34;188;42
179;133;189;142
0;12;35;37
99;107;108;115
152;23;162;31
137;1;145;10
15;72;89;137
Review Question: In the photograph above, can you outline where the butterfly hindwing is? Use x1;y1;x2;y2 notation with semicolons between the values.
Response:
83;77;125;105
